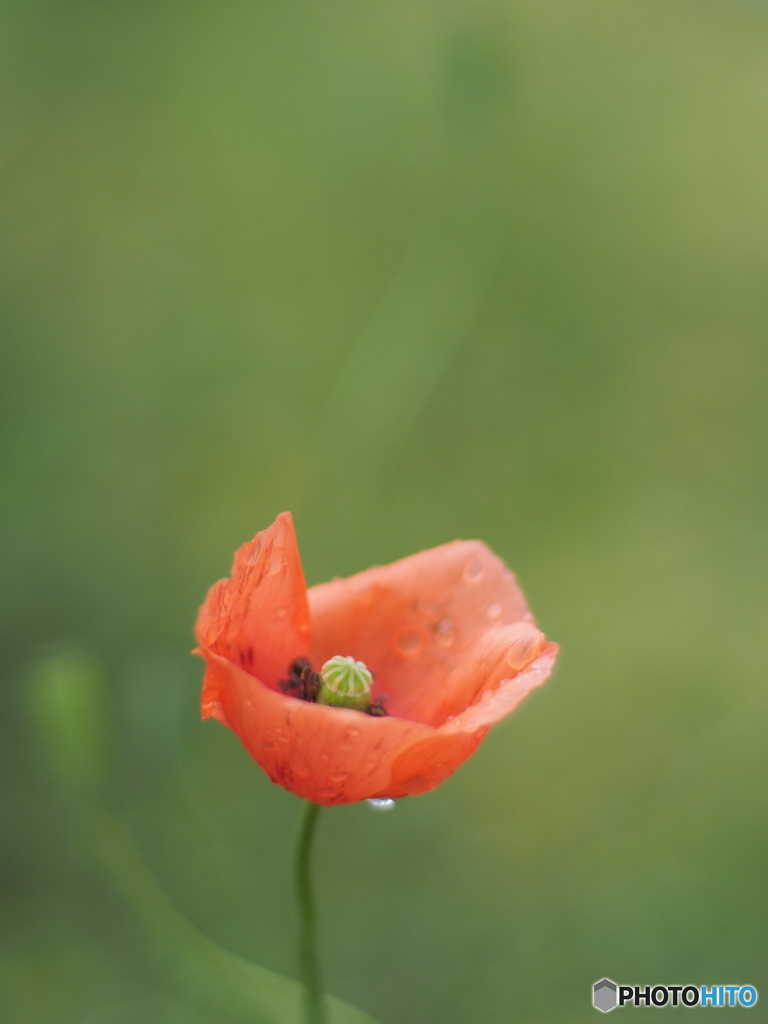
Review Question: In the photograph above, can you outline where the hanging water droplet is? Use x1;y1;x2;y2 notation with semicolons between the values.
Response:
367;798;396;812
487;602;502;620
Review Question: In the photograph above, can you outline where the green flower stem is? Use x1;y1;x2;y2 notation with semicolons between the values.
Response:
296;801;326;1024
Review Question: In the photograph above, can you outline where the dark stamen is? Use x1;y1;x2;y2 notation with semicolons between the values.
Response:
279;658;321;702
366;694;388;717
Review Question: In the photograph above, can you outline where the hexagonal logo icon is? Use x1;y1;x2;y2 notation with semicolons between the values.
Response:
593;979;618;1013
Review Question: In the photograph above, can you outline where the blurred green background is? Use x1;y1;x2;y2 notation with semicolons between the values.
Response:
2;0;767;1021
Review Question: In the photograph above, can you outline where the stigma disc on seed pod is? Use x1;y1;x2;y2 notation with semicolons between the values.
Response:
317;655;373;711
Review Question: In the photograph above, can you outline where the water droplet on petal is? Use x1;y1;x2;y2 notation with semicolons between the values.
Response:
367;798;396;812
267;549;285;575
340;725;361;749
329;770;350;784
396;630;424;655
263;740;276;750
294;760;312;779
435;616;454;647
487;602;502;620
275;605;289;619
505;624;545;671
463;558;485;583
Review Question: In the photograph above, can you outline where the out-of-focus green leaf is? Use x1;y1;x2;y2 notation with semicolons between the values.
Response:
27;647;383;1024
94;816;382;1024
27;646;108;796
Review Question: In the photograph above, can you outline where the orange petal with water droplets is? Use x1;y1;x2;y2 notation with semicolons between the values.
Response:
196;641;556;804
309;540;541;727
195;514;558;804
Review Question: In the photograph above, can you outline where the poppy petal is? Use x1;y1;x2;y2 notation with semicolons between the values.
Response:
386;641;558;797
197;646;438;804
196;640;556;805
196;512;311;710
308;540;540;727
443;640;558;733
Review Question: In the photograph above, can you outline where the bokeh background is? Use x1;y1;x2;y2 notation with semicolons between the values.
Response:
2;0;767;1021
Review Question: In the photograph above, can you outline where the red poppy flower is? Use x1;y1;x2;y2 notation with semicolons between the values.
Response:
195;513;558;806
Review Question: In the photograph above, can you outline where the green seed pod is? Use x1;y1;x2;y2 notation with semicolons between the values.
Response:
317;655;373;711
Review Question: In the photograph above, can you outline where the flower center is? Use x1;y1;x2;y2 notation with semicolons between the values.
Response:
317;655;372;711
279;656;387;715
